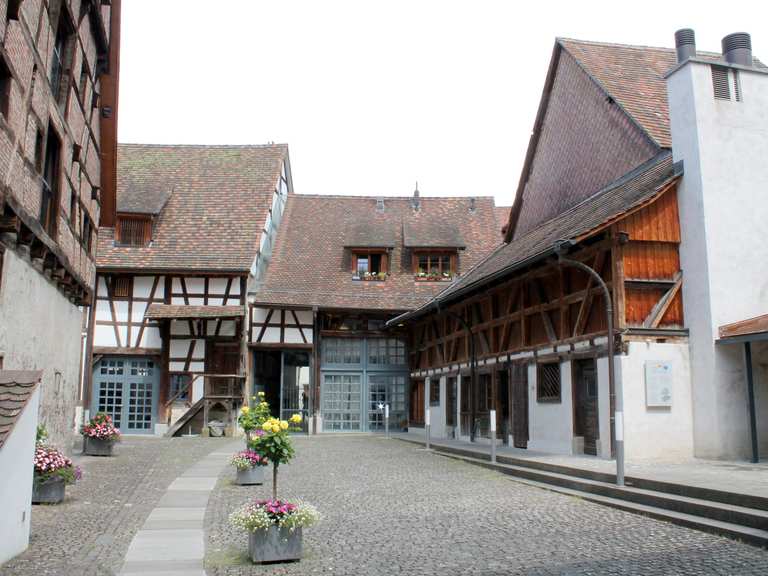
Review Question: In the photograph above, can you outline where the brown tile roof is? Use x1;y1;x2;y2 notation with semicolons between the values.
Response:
145;304;245;319
97;144;288;272
403;221;465;248
0;370;42;449
253;195;505;311
558;39;766;148
393;153;680;322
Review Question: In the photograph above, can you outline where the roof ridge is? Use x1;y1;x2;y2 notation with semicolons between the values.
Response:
289;193;498;201
118;142;288;149
557;37;723;58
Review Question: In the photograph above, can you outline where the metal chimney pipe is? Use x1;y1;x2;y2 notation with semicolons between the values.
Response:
674;29;696;63
722;32;752;66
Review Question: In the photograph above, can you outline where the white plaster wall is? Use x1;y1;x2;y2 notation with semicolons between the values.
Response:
527;362;574;454
617;341;694;460
0;249;83;452
596;356;612;459
0;387;39;565
668;62;768;459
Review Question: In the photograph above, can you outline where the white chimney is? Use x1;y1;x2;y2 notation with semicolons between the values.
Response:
666;31;768;459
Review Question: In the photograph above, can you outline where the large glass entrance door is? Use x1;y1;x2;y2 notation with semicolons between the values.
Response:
367;374;406;431
92;357;159;434
322;373;362;431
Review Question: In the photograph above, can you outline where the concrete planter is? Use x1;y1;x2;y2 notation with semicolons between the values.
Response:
248;526;302;563
84;436;115;456
32;475;65;504
236;466;265;485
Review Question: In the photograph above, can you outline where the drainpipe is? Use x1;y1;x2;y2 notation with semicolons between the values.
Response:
437;302;478;443
554;240;625;486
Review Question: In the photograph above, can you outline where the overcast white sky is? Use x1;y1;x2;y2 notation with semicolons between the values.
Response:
118;0;767;206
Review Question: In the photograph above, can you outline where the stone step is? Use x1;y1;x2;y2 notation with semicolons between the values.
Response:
399;437;768;512
434;451;768;547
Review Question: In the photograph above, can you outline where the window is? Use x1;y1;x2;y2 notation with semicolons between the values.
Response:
429;378;440;406
82;212;92;253
116;215;152;246
78;63;89;108
40;129;61;238
34;128;44;173
413;251;456;281
69;189;77;227
323;338;361;365
352;249;387;280
170;374;191;402
112;277;132;299
537;363;561;403
7;0;21;20
49;11;73;105
0;57;11;118
368;338;406;365
711;65;730;100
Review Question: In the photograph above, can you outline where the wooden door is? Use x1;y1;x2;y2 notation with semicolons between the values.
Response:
511;363;529;449
497;369;510;444
208;343;240;397
445;377;456;428
574;358;599;455
409;379;425;425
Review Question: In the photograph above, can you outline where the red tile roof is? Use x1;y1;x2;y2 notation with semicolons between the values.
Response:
97;144;288;272
253;195;505;311
0;370;42;448
558;38;765;148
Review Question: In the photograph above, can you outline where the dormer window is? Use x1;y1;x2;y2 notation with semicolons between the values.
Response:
115;214;151;247
352;249;388;281
413;250;456;282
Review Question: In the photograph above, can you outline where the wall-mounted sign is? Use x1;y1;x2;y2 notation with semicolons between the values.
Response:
645;361;673;408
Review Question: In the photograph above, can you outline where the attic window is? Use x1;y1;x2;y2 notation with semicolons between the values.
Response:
413;250;456;281
112;277;132;299
352;249;388;281
115;214;151;247
711;65;731;100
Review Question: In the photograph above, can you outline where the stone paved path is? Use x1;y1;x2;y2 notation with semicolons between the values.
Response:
0;435;227;576
118;441;239;576
205;435;768;576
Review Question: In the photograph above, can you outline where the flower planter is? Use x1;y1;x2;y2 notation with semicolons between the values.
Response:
236;466;265;485
84;436;115;456
32;475;65;504
248;526;302;564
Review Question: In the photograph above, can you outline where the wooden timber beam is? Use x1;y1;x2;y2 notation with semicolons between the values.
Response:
533;277;557;343
643;271;683;329
573;251;606;337
0;215;21;233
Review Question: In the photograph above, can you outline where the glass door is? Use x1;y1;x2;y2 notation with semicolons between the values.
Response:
321;373;362;431
367;374;407;431
280;351;311;433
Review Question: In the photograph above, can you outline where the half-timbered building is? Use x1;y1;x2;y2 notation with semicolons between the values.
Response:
87;143;291;435
249;191;507;433
0;0;120;450
392;32;768;462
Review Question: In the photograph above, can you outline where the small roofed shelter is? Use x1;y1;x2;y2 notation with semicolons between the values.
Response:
0;370;42;564
717;314;768;463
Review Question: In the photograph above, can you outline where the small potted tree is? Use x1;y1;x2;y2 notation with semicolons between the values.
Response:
32;428;81;504
231;446;268;485
81;412;121;456
230;499;319;564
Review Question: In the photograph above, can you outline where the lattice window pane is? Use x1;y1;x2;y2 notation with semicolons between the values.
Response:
537;363;561;403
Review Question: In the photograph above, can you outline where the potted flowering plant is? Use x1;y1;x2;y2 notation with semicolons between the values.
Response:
32;442;81;504
248;414;303;500
230;499;319;563
231;448;269;485
81;412;121;456
238;392;271;441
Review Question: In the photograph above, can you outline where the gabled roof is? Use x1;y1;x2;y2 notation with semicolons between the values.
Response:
0;370;42;449
505;38;764;243
97;144;289;272
253;195;504;312
391;152;681;324
403;221;465;248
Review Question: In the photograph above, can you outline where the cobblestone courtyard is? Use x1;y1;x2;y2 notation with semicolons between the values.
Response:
3;435;768;576
206;436;768;576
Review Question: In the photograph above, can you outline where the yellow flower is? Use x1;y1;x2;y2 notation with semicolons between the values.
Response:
290;414;302;424
240;406;250;414
258;391;266;397
280;421;289;431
